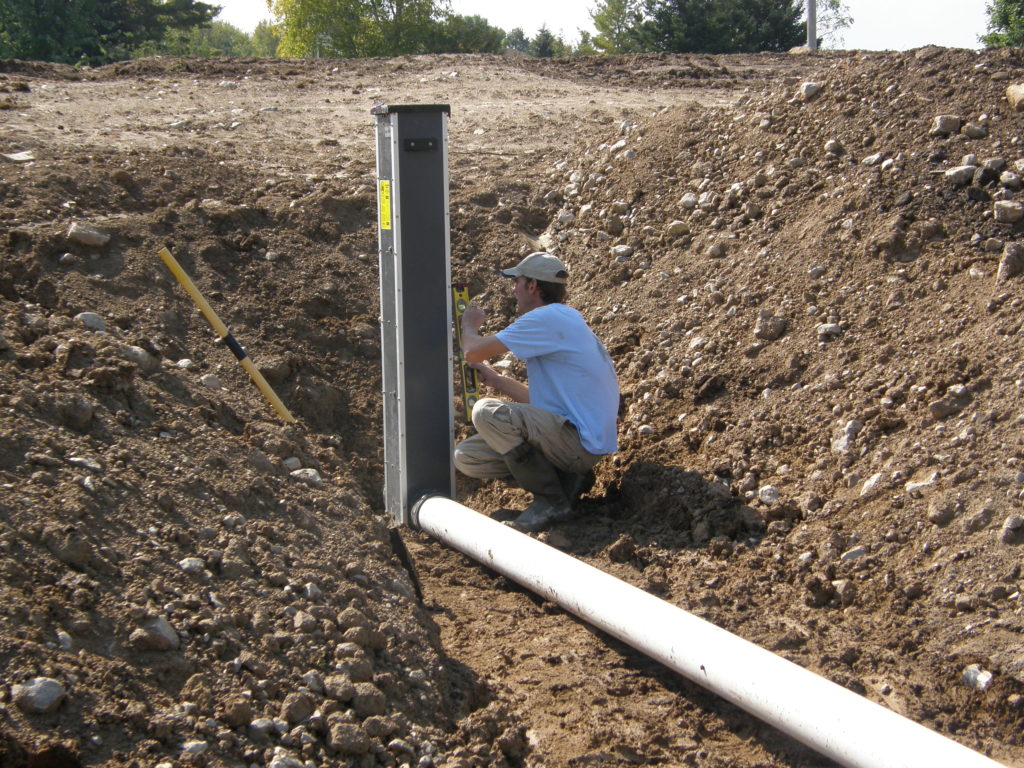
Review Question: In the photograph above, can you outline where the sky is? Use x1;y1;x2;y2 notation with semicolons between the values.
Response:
213;0;990;51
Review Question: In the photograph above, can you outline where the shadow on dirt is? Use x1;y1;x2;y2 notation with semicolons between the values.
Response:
0;731;83;768
568;460;765;554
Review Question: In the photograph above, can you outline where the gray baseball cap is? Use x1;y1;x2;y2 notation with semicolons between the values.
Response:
500;252;569;284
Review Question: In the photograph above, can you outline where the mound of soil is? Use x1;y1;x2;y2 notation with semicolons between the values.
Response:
0;48;1022;768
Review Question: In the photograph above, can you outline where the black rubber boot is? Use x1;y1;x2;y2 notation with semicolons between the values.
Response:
558;467;595;507
501;442;573;532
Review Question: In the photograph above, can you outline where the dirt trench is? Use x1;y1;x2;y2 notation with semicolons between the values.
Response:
0;48;1022;768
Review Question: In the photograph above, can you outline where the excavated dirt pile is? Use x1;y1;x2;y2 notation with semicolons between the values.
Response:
0;47;1023;768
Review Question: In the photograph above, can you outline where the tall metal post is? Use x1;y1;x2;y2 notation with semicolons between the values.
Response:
373;104;454;526
807;0;817;51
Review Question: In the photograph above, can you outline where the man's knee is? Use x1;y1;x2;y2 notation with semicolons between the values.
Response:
470;397;507;432
452;441;474;475
453;436;507;479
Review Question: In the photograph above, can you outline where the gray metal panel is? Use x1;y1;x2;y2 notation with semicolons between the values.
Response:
375;112;402;522
375;105;454;526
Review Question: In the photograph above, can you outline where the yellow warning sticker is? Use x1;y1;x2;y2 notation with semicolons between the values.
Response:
379;180;392;230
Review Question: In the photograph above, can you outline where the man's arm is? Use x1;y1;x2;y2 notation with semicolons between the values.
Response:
472;362;529;403
461;304;509;363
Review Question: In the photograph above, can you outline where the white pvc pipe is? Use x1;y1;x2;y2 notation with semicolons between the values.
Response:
414;496;1005;768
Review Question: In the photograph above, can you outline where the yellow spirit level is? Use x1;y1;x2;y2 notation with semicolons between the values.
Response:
451;283;480;423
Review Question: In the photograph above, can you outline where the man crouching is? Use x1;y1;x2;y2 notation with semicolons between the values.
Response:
454;252;619;532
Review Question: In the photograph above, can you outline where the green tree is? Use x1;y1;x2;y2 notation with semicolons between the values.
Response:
574;30;599;55
1;0;97;62
530;25;557;57
270;0;443;57
636;0;803;54
503;27;530;52
590;0;849;53
529;25;570;57
590;0;646;53
98;0;218;60
0;0;217;63
135;20;254;56
984;0;1024;47
426;13;504;53
251;19;282;56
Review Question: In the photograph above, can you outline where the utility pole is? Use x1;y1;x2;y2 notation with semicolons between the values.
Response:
807;0;817;51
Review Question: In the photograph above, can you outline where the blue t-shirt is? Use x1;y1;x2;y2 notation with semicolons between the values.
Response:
496;303;619;455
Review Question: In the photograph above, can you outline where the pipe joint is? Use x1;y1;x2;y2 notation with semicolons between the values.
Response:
409;493;442;529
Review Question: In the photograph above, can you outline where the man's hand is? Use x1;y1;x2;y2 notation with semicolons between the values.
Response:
461;302;508;363
469;361;500;388
469;362;529;403
462;303;485;334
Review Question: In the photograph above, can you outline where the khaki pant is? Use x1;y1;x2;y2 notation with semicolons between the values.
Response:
454;397;602;479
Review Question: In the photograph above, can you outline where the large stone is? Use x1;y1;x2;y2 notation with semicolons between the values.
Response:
324;674;356;702
13;677;66;714
831;420;862;453
328;722;370;755
351;682;386;717
54;393;94;431
129;616;179;651
928;385;971;419
119;345;160;374
1007;84;1024;111
268;747;306;768
832;579;857;606
944;165;977;186
249;717;276;737
816;323;843;340
905;472;938;495
998;244;1024;283
753;310;787;341
798;82;823;101
178;557;205;575
930;115;961;136
181;741;208;757
280;692;315;725
290;468;323;488
66;222;110;247
293;610;318;633
963;122;989;140
222;697;252;728
1000;514;1024;544
666;220;690;237
74;312;105;332
337;607;370;631
824;139;844;155
963;665;994;691
995;201;1024;223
